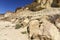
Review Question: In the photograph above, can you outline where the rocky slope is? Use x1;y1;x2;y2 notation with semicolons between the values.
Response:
0;8;60;40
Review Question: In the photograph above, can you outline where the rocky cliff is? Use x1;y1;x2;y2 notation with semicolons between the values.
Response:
0;0;60;40
0;8;60;40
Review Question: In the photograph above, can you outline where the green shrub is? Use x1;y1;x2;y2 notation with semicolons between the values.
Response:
15;24;21;29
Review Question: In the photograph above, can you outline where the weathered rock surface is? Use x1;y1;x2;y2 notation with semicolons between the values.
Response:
0;8;60;40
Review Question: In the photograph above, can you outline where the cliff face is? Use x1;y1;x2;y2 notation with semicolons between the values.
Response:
0;0;60;40
0;8;60;40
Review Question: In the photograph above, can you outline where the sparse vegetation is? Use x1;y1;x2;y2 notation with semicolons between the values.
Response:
21;31;27;34
15;24;22;29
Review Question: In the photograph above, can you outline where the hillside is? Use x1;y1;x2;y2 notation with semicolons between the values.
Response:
0;0;60;40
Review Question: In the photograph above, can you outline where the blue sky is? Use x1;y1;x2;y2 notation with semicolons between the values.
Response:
0;0;33;14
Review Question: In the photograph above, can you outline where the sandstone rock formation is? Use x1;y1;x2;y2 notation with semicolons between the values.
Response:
0;8;60;40
52;0;60;7
0;0;60;40
24;0;60;11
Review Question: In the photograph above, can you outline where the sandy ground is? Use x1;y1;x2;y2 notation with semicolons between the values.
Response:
0;21;29;40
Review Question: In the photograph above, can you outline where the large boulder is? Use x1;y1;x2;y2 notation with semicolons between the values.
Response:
39;18;60;40
27;20;40;40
